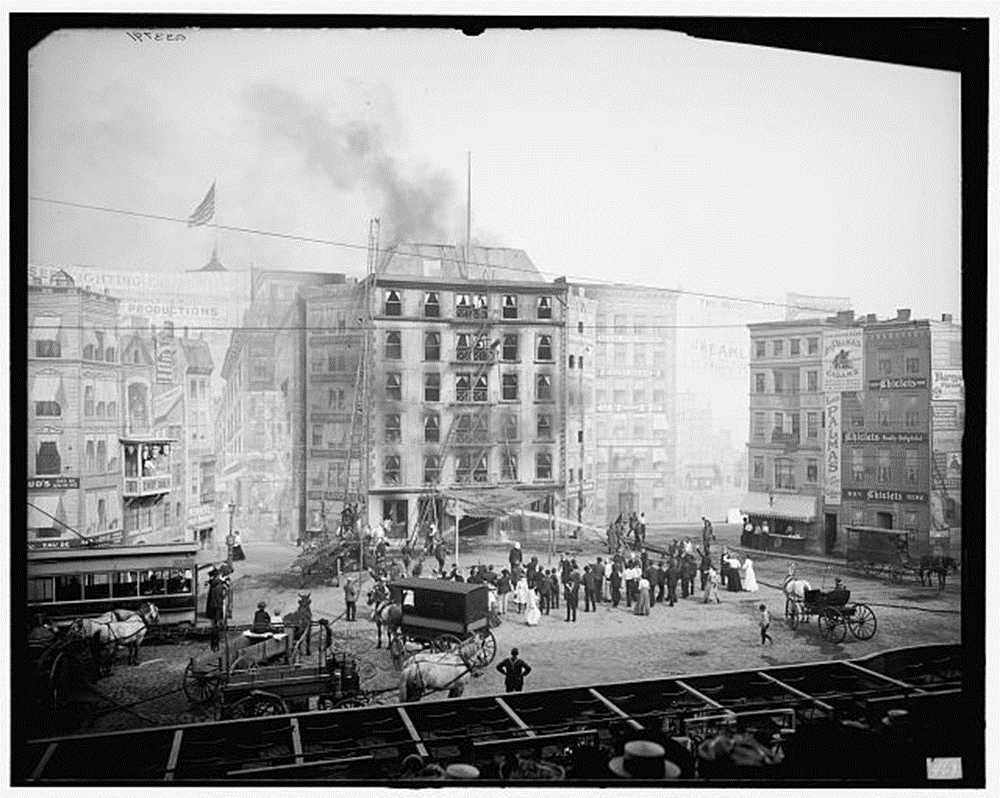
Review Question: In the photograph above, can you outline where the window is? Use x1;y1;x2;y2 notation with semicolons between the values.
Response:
877;396;891;427
633;344;646;367
83;344;95;360
851;414;865;428
791;413;800;438
502;334;519;361
878;354;892;375
614;314;628;333
633;389;645;405
806;459;818;483
536;452;552;480
473;453;488;483
905;449;919;484
807;370;818;392
423;455;441;484
579;356;584;369
384;290;402;316
29;577;54;603
536;335;553;361
789;371;800;394
852;449;865;483
790;339;800;356
536;374;553;401
755;373;766;393
774;458;795;489
385;373;402;401
906;356;920;374
773;412;784;436
385;414;401;444
473;374;488;402
36;441;61;475
423;332;440;361
85;441;95;474
501;415;518;441
537;414;552;439
36;400;61;417
904;396;919;428
190;380;198;401
55;575;82;602
537;296;552;320
96;440;106;473
568;354;575;369
578;321;584;333
456;333;473;361
502;451;518;481
577;429;584;444
773;372;784;394
807;412;819;439
423;292;440;317
424;413;440;443
773;340;783;357
312;425;323;447
456;373;472;402
877;450;891;483
807;337;819;355
613;344;626;365
472;294;488;317
84;385;95;417
502;295;518;319
753;412;766;439
35;336;61;358
385;331;402;359
755;340;766;359
111;572;139;599
502;373;519;401
473;336;491;361
383;455;401;485
424;373;440;402
653;389;666;406
753;456;765;480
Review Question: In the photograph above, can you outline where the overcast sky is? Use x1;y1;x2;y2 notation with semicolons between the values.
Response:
28;27;961;321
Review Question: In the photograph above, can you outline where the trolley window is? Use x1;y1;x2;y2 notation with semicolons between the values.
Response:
140;570;167;596
166;568;192;594
84;573;111;600
112;571;140;598
54;575;82;602
28;577;54;603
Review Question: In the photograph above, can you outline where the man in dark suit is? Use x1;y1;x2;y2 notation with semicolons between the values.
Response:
665;558;679;606
582;565;597;612
565;572;580;622
496;648;532;692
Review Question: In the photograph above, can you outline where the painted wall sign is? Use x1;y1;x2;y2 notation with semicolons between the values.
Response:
823;330;864;392
824;392;841;506
842;488;928;504
868;377;928;390
931;370;964;401
931;403;959;430
28;477;79;490
842;432;927;444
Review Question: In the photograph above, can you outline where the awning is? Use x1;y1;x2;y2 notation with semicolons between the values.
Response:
28;495;64;530
31;315;61;339
438;486;557;519
31;375;63;403
740;492;817;522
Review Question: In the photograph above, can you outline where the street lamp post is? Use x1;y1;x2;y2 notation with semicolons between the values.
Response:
226;502;236;567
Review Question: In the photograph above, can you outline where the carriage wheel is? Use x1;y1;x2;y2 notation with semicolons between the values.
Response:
183;658;222;704
846;603;877;640
818;609;847;643
389;634;407;667
432;633;463;654
470;629;497;669
247;692;288;717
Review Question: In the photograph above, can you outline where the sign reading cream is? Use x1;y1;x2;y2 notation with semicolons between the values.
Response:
824;392;841;506
822;330;864;392
931;370;964;401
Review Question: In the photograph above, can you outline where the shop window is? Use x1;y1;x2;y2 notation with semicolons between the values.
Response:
383;455;401;485
502;373;519;401
385;373;402;401
774;458;795;489
384;290;402;316
536;374;553;402
537;296;553;320
385;414;401;444
424;372;441;402
385;331;402;360
536;452;552;480
54;575;82;602
806;459;818;483
424;332;440;361
424;413;440;443
423;292;440;317
502;295;518;319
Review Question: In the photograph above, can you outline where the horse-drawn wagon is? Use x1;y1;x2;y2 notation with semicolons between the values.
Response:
784;582;877;643
384;578;497;671
844;525;957;588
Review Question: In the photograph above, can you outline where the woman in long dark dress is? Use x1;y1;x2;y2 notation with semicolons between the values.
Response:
726;553;742;592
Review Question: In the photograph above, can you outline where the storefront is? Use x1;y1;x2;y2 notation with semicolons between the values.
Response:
738;491;818;555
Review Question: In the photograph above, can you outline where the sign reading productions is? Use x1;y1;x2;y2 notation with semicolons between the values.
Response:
932;370;964;401
822;330;863;392
842;488;928;504
824;393;841;506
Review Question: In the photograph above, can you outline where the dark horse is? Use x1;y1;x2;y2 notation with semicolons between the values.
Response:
918;555;957;590
283;593;312;657
367;582;403;649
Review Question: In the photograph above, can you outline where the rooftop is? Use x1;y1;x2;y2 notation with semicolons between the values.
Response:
379;244;547;284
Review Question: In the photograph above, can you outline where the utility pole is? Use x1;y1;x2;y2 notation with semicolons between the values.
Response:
466;151;472;270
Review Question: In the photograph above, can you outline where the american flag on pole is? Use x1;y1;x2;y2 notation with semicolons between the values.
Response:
187;181;215;226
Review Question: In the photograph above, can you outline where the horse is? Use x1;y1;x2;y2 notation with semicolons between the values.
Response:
367;582;403;649
398;639;480;703
783;568;812;619
283;594;312;657
918;555;957;590
71;602;159;667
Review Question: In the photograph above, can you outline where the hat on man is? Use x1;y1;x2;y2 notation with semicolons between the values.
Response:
208;568;219;577
257;601;267;609
609;740;681;779
444;763;480;780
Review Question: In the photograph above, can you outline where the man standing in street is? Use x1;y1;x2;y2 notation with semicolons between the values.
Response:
205;569;226;652
565;571;580;622
594;557;605;603
344;577;359;621
610;560;623;608
509;541;523;573
665;557;679;607
582;565;597;612
496;648;532;693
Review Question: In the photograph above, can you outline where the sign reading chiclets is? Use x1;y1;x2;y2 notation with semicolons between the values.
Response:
842;488;928;504
868;377;928;390
822;330;863;392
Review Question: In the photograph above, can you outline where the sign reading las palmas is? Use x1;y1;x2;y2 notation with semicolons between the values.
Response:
822;330;863;392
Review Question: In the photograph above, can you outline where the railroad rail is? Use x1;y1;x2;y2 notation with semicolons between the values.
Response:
21;643;963;783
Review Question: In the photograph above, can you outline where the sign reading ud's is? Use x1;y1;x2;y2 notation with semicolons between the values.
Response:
28;477;80;490
868;377;928;390
842;488;928;503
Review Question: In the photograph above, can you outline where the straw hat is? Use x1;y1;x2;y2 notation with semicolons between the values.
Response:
608;741;681;779
444;763;480;780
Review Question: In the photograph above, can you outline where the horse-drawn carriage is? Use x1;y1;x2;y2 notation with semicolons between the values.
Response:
383;578;497;671
845;525;957;588
784;583;877;644
28;621;102;711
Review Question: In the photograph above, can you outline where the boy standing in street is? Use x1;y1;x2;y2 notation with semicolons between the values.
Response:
759;604;773;645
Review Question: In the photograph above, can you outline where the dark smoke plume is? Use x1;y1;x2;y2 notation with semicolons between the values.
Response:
245;84;456;248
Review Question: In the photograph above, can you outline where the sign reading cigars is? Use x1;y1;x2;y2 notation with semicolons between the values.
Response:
822;329;863;392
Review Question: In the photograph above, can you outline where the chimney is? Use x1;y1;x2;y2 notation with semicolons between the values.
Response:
866;314;877;323
896;308;911;321
942;313;953;323
836;310;855;324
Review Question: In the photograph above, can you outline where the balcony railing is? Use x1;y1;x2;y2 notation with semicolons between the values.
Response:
123;474;172;498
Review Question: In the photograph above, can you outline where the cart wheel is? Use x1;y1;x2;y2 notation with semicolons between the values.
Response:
847;603;877;640
183;658;222;704
787;602;801;630
432;633;463;654
818;609;847;643
389;634;407;667
247;691;287;717
470;629;497;669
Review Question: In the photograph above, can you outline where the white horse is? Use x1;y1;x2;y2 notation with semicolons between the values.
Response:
72;602;159;667
398;639;480;703
783;565;812;624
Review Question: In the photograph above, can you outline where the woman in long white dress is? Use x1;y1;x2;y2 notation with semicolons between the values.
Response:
525;588;541;626
740;555;759;592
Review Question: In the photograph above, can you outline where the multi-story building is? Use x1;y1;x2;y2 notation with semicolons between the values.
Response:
744;309;962;557
563;283;598;530
27;271;176;548
586;286;679;524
